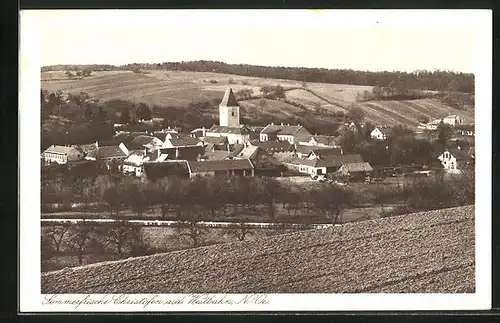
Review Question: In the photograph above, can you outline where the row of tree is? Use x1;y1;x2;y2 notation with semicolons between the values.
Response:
42;61;475;93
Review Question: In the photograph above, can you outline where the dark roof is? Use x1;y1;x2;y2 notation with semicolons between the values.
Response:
338;162;374;172
250;140;295;153
220;87;240;107
160;146;205;161
207;125;250;135
201;136;228;145
188;159;254;173
40;206;475;294
143;160;190;176
310;147;343;157
133;135;156;146
308;135;340;146
230;143;245;156
261;124;307;136
455;124;474;132
166;137;202;147
97;146;127;159
201;150;232;161
315;154;364;168
446;148;473;161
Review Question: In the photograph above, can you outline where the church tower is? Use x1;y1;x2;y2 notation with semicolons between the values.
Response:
219;87;240;128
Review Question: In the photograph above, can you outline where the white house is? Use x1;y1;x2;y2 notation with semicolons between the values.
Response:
42;145;84;165
443;115;462;127
370;127;392;140
260;123;312;144
424;119;443;131
298;135;340;148
437;148;473;174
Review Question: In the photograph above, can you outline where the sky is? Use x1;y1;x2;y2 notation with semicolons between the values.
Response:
24;10;489;73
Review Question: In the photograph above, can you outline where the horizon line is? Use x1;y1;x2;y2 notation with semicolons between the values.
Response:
41;60;475;75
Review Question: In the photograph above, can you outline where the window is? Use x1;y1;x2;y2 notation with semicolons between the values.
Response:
231;111;235;117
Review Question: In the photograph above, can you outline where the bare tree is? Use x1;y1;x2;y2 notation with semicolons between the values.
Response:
103;220;138;256
45;225;70;252
175;209;207;248
224;221;254;242
67;224;96;265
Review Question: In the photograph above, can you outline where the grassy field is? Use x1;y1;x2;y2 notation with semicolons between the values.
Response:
42;205;475;293
41;70;474;128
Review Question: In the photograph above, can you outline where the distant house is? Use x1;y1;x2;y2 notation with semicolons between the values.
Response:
437;148;474;173
283;154;364;176
455;124;475;136
299;135;340;148
306;147;343;160
260;123;312;144
143;160;190;180
122;149;166;177
42;145;84;165
200;136;229;149
205;125;251;145
424;119;443;131
153;128;180;142
162;136;204;149
190;127;207;138
96;145;128;162
370;127;393;140
233;145;284;176
131;135;163;150
443;115;462;127
187;159;255;178
336;162;374;180
248;140;295;155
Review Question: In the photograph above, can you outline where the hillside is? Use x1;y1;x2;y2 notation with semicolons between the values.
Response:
41;205;475;294
41;70;474;128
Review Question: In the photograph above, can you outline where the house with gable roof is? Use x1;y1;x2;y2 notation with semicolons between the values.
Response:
42;145;84;165
437;147;474;173
259;123;312;145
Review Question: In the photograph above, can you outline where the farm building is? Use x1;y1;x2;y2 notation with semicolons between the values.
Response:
283;154;364;176
42;145;84;165
436;148;474;173
233;145;284;176
122;150;167;177
190;127;207;138
336;162;374;180
41;206;475;294
249;140;295;155
306;147;343;159
442;115;462;127
95;145;128;163
187;159;255;178
143;160;190;180
260;123;312;145
455;124;475;137
299;135;340;148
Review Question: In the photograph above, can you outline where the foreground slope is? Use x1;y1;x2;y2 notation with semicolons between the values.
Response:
42;206;474;294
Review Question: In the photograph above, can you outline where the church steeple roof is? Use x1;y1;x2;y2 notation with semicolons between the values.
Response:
220;87;239;107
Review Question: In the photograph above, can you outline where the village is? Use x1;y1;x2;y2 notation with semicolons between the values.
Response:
41;87;475;184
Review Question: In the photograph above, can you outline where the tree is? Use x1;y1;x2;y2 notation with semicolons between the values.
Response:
260;86;272;98
313;185;354;224
82;68;92;77
103;220;139;256
372;85;383;98
65;71;74;79
120;106;131;124
76;71;82;77
347;105;365;122
339;130;360;154
274;85;286;100
228;78;235;84
258;98;267;113
67;224;96;265
301;81;308;89
44;225;70;252
437;121;452;148
224;221;254;241
176;211;207;248
136;103;152;121
103;186;124;216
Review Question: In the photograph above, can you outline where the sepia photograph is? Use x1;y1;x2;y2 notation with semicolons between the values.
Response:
19;9;491;311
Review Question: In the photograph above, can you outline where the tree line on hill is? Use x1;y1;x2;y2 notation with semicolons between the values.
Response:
42;60;474;93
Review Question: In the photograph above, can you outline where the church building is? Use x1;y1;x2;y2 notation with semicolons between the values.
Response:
205;88;251;145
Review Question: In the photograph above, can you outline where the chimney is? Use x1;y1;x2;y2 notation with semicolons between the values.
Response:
95;141;99;148
202;127;206;137
175;147;179;159
227;144;230;152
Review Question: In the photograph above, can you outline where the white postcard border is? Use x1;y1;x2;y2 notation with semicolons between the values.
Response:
19;9;492;312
